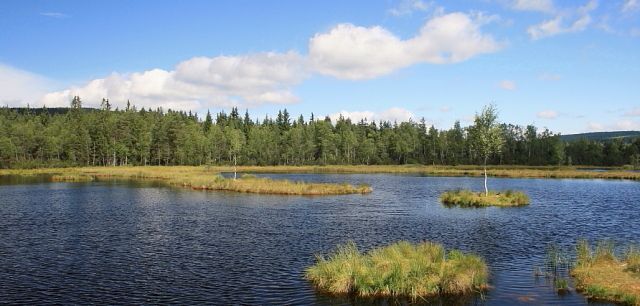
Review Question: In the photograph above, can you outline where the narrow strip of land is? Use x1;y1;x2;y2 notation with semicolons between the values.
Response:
198;165;640;180
0;166;372;195
2;165;639;182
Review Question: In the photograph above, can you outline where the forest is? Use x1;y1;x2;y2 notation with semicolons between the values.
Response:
1;96;639;169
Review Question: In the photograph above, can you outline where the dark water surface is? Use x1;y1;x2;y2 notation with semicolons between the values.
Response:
1;173;639;305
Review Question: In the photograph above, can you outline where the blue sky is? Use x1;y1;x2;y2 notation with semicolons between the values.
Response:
1;0;639;134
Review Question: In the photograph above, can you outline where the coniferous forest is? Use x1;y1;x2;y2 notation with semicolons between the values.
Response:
1;96;639;169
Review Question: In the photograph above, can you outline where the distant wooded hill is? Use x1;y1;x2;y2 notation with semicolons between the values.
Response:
9;107;96;115
560;131;640;142
2;104;639;168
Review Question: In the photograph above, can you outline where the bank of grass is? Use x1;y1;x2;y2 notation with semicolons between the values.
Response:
440;190;530;207
1;166;372;195
3;164;640;180
305;241;489;299
198;165;640;181
572;240;640;305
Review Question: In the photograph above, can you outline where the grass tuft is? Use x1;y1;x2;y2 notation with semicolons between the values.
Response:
440;189;529;207
305;241;488;299
572;240;640;305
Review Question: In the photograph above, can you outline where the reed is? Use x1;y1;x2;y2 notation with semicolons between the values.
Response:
572;240;640;305
170;175;372;195
440;189;530;207
4;165;640;180
305;241;488;299
51;173;94;182
0;166;372;195
197;165;640;181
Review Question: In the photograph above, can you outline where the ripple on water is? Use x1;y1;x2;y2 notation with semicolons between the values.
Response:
1;174;638;305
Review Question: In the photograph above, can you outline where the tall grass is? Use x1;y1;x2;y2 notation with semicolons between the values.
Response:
4;164;640;181
572;240;640;305
625;246;640;274
0;166;372;195
541;244;573;293
192;165;640;181
305;241;488;299
51;173;94;182
440;189;530;207
170;175;372;195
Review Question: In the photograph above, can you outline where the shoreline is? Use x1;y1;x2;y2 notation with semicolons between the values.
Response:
2;165;640;181
0;166;372;196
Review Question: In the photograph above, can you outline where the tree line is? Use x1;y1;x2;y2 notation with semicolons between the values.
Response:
1;96;639;169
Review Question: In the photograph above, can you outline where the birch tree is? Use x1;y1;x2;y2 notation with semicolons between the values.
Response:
469;105;504;196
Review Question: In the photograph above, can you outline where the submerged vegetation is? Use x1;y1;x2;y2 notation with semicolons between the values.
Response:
572;240;640;305
305;241;488;299
51;173;94;182
440;190;529;207
1;166;372;195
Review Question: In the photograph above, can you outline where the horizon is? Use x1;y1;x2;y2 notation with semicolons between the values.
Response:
5;104;640;137
1;0;639;134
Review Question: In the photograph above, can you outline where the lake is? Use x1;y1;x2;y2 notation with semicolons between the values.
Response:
1;173;638;305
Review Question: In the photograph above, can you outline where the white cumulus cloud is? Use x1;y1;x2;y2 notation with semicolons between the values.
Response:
539;73;561;81
615;119;640;130
527;0;597;39
499;80;517;90
0;63;56;107
40;12;70;18
537;110;558;119
510;0;555;13
41;51;306;110
329;107;416;123
30;11;504;111
625;107;640;116
388;0;432;16
623;0;639;13
309;12;502;80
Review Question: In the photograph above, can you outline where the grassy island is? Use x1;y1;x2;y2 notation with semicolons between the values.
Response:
440;190;530;207
305;241;489;299
169;173;372;195
1;166;372;196
572;240;640;305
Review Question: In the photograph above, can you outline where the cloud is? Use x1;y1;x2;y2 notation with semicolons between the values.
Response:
40;12;70;18
510;0;555;13
586;121;605;132
585;119;640;132
499;80;517;90
41;52;306;110
388;0;432;16
329;107;415;123
35;10;505;111
308;12;502;80
0;63;56;107
537;110;558;119
631;28;640;37
622;0;639;13
527;0;597;39
615;119;640;130
625;107;640;116
539;73;561;81
439;106;451;112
